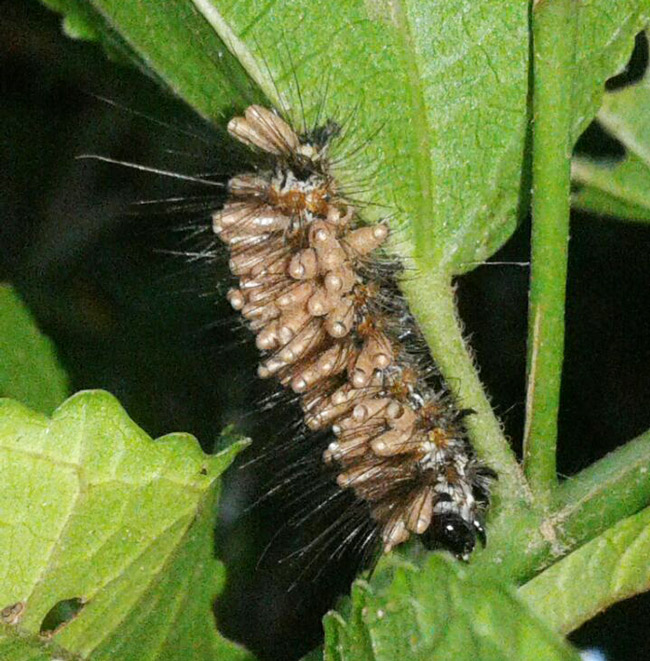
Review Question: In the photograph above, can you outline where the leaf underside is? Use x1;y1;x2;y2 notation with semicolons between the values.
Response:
44;1;648;276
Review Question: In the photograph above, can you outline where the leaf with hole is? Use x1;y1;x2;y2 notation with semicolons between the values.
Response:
0;391;252;660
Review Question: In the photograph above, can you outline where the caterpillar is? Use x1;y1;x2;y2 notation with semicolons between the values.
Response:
213;104;495;561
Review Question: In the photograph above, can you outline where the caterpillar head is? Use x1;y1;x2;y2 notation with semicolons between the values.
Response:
421;512;487;561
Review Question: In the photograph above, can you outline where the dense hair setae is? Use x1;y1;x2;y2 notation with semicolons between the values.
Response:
213;104;495;563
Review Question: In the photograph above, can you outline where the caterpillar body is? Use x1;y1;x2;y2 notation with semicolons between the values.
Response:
213;105;495;560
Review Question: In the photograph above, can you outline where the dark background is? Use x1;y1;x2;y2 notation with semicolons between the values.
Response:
1;2;649;659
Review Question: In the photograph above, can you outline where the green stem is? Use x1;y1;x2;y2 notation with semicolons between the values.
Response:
473;427;650;584
524;0;576;504
400;272;530;511
552;427;650;542
519;506;650;635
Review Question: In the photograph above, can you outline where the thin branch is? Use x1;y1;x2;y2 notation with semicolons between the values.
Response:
523;0;576;503
552;427;650;540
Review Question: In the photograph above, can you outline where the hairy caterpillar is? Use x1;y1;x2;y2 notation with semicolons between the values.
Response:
213;105;495;560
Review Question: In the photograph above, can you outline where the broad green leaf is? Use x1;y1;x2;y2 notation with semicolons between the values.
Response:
323;555;579;661
520;506;650;636
0;391;252;660
82;0;530;275
0;285;69;415
43;2;649;274
573;50;650;223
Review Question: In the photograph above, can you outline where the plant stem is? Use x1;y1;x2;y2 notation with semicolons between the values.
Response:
519;506;650;635
400;272;530;510
552;426;650;541
474;426;650;585
523;0;576;504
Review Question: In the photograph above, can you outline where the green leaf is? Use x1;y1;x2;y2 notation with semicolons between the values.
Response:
520;506;650;635
570;5;650;141
81;0;530;275
323;555;580;661
0;285;69;415
0;391;252;660
45;1;649;274
573;47;650;223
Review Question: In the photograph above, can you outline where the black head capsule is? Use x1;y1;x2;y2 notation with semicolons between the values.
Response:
420;512;486;561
